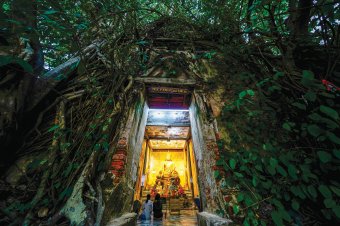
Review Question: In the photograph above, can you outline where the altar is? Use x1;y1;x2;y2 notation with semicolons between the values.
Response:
145;149;188;198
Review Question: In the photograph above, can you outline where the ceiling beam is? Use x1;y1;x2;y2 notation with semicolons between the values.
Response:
135;77;196;85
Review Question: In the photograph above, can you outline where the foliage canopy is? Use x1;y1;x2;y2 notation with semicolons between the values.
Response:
0;0;339;225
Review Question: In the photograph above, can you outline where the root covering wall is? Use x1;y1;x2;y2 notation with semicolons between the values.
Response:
102;91;148;224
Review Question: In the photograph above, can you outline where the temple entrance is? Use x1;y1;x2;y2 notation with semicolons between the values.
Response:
134;85;200;214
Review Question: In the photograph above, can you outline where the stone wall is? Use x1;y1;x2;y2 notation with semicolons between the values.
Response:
107;213;137;226
197;212;233;226
190;91;227;214
103;91;148;223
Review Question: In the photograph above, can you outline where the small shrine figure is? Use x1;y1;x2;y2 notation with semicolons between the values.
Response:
155;170;164;190
163;163;173;178
155;181;163;194
156;170;163;180
150;186;157;198
178;186;184;197
172;168;179;177
171;169;180;187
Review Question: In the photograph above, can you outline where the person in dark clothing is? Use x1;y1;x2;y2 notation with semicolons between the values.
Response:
153;193;163;219
132;199;141;214
194;195;202;212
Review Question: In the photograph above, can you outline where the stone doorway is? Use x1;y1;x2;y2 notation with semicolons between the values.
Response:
134;85;201;214
107;81;224;221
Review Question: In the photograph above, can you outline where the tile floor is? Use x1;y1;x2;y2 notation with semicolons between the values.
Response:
137;210;198;226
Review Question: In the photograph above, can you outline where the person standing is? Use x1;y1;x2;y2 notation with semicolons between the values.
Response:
153;194;163;220
132;199;141;214
194;195;202;212
140;194;153;220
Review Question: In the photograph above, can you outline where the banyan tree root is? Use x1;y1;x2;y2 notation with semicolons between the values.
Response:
48;152;96;225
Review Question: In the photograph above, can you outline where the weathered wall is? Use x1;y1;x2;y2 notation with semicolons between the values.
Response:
107;213;137;226
103;90;148;223
190;91;226;214
197;212;233;226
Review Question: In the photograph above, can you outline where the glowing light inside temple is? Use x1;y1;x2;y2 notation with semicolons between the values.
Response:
149;139;186;149
147;109;190;126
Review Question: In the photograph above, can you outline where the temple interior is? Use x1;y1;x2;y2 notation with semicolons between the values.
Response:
134;86;200;204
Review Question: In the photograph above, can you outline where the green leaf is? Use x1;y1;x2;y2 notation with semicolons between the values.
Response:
48;124;60;132
291;186;306;199
332;205;340;218
282;123;291;131
214;170;220;179
272;199;284;209
102;124;108;131
252;176;258;187
326;132;340;145
271;211;283;226
301;70;315;87
320;105;339;120
319;185;332;198
288;164;298;180
292;199;299;210
277;165;287;177
270;158;278;168
245;196;254;206
237;193;244;202
282;122;295;131
321;209;332;220
262;180;272;189
268;165;276;175
216;159;225;166
307;124;322;137
94;143;101;151
260;219;267;226
291;102;306;110
255;164;263;172
239;91;247;99
247;89;255;96
320;117;339;129
302;70;314;80
274;72;284;80
307;185;317;198
332;149;340;159
324;199;336;208
44;9;58;15
317;151;332;163
102;141;109;151
308;113;322;121
234;172;244;178
278;208;292;221
243;219;250;226
320;92;335;99
136;40;148;45
330;186;340;197
233;205;240;215
229;159;236;169
304;91;316;101
54;182;61;189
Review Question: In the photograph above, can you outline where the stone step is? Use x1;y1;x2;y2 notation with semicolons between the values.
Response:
141;190;193;197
